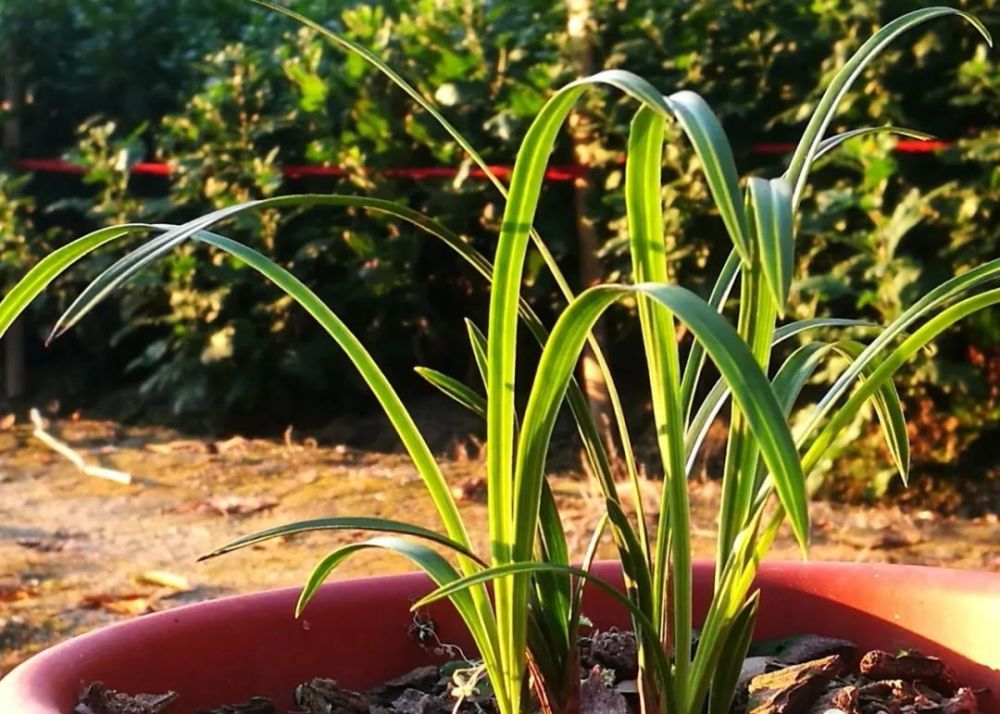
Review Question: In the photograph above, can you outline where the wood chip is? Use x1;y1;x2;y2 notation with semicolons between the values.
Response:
859;650;957;695
197;697;277;714
74;682;177;714
145;440;209;455
748;655;846;714
294;678;369;713
942;687;980;714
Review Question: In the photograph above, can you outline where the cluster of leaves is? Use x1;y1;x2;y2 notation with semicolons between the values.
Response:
0;1;997;458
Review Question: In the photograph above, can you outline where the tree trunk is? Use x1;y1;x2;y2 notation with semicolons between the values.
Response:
567;0;617;467
3;40;26;400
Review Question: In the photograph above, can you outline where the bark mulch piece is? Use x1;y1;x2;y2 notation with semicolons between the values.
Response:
747;654;846;713
73;643;988;714
860;649;958;695
584;628;639;681
294;678;369;713
198;697;278;714
74;683;178;714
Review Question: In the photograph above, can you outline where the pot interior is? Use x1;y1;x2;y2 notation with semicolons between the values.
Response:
4;561;999;713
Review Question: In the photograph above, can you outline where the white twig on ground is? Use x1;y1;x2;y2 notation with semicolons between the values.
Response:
29;408;132;485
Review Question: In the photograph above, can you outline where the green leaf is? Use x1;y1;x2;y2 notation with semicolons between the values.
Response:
465;319;489;388
785;7;991;206
813;126;934;161
184;230;473;554
801;258;1000;452
679;250;741;425
0;224;155;341
707;592;759;714
514;283;810;578
828;341;909;484
198;516;484;565
666;91;750;264
415;367;486;419
748;177;795;316
410;560;673;690
804;288;1000;474
624;104;690;697
294;535;501;684
485;71;672;711
48;195;489;341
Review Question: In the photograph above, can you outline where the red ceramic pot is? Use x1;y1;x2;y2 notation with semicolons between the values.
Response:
2;561;998;713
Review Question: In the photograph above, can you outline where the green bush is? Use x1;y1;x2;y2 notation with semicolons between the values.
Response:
0;0;996;453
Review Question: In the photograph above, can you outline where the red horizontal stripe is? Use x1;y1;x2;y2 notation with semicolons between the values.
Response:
11;139;955;182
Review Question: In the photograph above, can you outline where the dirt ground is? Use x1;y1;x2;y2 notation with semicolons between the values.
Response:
2;414;999;678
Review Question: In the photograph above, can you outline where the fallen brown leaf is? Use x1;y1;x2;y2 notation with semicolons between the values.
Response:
80;592;158;616
0;582;37;602
135;571;191;591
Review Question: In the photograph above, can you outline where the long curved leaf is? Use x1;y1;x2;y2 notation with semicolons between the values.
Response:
813;126;934;161
785;7;991;206
294;535;501;691
50;195;488;340
801;259;1000;445
0;224;156;340
199;516;484;564
828;341;909;483
624;104;690;693
485;71;673;709
683;319;877;474
415;367;486;419
804;288;1000;473
666;91;750;263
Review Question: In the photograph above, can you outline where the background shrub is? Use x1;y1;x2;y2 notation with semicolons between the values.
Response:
0;0;996;493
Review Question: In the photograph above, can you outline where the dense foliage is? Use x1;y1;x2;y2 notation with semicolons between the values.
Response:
0;1;997;482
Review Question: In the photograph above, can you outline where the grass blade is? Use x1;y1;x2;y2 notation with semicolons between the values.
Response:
679;250;741;425
0;224;155;339
294;536;501;686
624;104;690;694
48;195;490;340
411;560;673;690
748;177;795;316
827;341;909;483
813;126;934;161
801;259;1000;446
707;592;760;714
415;367;486;419
199;516;484;564
785;7;991;207
803;288;1000;474
666;91;750;264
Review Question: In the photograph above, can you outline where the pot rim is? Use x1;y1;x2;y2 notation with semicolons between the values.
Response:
3;560;998;712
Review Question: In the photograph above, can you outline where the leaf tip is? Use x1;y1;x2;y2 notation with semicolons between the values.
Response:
44;325;65;347
294;590;313;619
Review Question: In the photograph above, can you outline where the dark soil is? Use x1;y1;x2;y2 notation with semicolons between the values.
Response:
73;633;987;713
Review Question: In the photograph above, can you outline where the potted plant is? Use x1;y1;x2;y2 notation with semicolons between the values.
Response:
1;4;998;713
